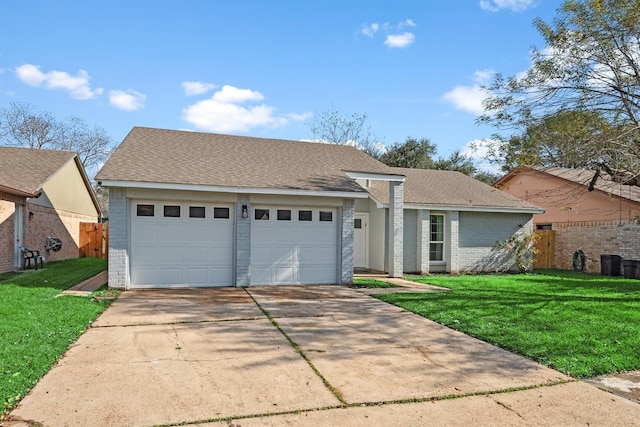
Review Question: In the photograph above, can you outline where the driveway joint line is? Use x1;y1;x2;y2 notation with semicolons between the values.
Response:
244;288;348;405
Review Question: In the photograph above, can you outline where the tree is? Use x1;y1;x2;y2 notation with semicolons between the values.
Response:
306;105;383;157
0;102;113;176
379;137;437;168
479;0;640;186
380;138;500;184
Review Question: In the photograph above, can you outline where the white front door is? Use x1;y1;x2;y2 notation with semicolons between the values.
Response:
354;213;368;268
14;204;23;269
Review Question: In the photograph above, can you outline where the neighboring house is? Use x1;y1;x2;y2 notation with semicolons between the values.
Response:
0;147;102;273
495;166;640;272
96;127;543;289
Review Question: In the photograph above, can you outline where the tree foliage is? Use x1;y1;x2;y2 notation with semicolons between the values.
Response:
306;105;382;157
0;102;113;177
479;0;640;185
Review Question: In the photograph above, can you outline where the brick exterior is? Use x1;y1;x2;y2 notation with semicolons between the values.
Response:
388;181;404;277
0;200;16;272
341;199;355;284
553;219;640;274
417;209;430;273
458;212;534;272
107;188;128;289
235;196;251;287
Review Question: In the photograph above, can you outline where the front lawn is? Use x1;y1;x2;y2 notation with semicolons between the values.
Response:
375;270;640;379
350;278;400;288
0;258;115;414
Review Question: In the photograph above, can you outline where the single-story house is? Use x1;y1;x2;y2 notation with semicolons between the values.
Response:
0;147;102;272
96;127;543;289
495;166;640;226
495;166;640;272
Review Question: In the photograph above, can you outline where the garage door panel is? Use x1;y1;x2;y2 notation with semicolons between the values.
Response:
130;201;234;288
250;207;338;285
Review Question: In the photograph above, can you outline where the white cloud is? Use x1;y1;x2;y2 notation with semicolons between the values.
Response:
361;23;379;37
384;32;415;48
109;89;146;111
182;81;217;96
15;64;103;100
399;19;416;29
479;0;535;12
442;69;493;115
182;84;310;133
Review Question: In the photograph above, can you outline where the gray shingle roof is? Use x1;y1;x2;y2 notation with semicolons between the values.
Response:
0;147;77;196
368;167;542;211
96;127;395;193
528;166;640;204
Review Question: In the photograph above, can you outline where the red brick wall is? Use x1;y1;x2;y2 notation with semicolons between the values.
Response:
553;219;640;274
22;203;97;263
0;200;16;273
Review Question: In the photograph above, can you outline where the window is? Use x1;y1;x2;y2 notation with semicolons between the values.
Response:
255;208;269;220
277;209;291;221
319;211;333;222
213;207;230;219
430;214;444;261
189;206;206;218
298;210;312;221
354;218;362;229
536;224;552;230
136;204;155;217
163;205;180;218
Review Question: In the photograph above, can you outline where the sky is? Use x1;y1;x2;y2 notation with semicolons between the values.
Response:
0;0;562;172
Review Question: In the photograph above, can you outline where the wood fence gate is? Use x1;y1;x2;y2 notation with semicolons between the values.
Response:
79;222;109;259
534;230;556;269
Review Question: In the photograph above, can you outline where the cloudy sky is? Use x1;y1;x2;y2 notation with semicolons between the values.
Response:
0;0;560;168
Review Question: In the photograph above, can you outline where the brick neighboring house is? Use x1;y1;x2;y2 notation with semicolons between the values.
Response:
0;147;102;272
96;127;542;289
495;166;640;273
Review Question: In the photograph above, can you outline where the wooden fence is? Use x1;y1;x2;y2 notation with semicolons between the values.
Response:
79;222;109;259
534;229;556;269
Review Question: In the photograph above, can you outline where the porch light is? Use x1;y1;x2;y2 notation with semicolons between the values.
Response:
242;205;248;219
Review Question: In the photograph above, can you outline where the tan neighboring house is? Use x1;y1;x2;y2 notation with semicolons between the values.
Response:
495;166;640;273
96;127;542;289
0;147;102;272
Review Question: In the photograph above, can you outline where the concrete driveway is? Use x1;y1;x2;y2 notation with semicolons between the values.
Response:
7;285;640;426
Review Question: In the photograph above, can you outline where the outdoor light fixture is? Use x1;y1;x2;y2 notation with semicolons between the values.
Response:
242;205;248;219
29;211;34;219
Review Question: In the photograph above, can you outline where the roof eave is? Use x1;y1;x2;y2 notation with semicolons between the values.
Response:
98;180;370;199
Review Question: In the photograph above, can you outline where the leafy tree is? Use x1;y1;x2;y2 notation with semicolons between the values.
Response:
306;105;383;157
379;137;437;168
0;102;113;177
479;0;640;186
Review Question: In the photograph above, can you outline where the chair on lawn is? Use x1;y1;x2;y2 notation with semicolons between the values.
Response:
19;246;45;270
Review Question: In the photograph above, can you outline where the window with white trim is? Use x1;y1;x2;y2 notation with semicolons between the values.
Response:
430;214;444;261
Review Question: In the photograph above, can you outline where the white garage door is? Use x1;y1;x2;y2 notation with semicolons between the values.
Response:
130;201;234;288
250;207;338;285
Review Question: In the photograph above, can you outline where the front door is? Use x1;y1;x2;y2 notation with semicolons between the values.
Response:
354;213;368;269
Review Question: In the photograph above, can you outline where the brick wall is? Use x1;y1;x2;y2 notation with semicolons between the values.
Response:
235;196;251;287
553;219;640;274
341;199;355;284
22;203;97;262
107;188;128;289
0;200;16;273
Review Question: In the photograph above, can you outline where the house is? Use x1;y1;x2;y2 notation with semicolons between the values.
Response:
0;147;103;273
495;166;640;272
96;127;543;289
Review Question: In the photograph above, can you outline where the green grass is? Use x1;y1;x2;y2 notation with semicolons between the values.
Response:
375;270;640;379
351;278;400;288
0;258;115;414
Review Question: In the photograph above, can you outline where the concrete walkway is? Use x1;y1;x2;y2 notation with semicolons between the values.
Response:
7;285;640;426
60;270;108;296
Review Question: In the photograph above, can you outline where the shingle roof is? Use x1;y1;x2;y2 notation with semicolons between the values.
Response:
368;167;542;211
96;127;396;193
526;166;640;204
0;147;77;196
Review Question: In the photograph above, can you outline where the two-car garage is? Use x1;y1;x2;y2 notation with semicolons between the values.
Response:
129;200;339;288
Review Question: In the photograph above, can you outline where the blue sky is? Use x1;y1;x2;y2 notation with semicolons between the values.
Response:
0;0;560;169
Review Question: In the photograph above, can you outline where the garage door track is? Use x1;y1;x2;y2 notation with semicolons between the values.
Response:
7;286;640;426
